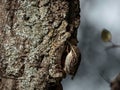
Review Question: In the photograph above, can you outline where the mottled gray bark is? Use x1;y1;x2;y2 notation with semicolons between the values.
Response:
0;0;80;90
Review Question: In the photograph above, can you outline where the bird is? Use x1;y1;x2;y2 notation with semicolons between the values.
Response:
64;42;81;79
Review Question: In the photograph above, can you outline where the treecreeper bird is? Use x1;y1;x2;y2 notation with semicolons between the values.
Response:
64;41;81;79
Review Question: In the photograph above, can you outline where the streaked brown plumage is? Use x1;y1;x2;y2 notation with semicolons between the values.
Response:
64;44;81;79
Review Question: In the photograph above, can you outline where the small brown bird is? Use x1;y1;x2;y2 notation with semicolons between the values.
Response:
64;43;81;79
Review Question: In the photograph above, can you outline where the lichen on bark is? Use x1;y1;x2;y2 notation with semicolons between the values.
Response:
0;0;80;90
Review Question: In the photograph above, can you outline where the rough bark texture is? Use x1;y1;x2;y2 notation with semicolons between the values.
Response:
0;0;80;90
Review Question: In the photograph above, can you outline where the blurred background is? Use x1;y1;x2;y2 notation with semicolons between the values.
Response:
62;0;120;90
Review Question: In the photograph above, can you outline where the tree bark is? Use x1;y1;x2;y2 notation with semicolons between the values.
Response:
0;0;80;90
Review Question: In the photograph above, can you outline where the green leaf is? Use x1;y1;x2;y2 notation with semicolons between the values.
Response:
101;29;112;42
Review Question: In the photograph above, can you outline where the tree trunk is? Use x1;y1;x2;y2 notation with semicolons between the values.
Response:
0;0;80;90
